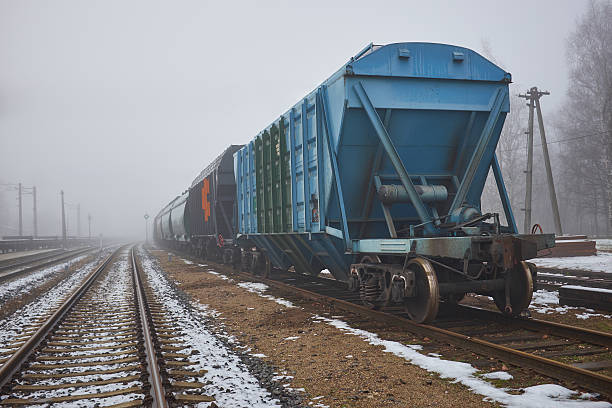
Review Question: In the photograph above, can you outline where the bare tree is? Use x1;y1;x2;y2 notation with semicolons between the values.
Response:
556;0;612;235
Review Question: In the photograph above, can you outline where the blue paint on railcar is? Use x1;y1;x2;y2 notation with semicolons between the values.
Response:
234;42;538;281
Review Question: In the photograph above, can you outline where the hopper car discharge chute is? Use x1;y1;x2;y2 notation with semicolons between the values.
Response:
234;42;554;323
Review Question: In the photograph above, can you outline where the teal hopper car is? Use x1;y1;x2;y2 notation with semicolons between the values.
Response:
234;42;554;322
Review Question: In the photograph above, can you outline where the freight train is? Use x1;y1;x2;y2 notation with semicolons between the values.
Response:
154;42;555;323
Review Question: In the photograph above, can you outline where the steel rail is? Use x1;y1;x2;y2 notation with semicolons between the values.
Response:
0;247;94;283
131;247;168;408
241;271;612;400
0;247;120;389
0;249;64;270
455;305;612;348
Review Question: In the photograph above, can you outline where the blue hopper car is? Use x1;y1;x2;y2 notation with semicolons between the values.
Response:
157;42;555;323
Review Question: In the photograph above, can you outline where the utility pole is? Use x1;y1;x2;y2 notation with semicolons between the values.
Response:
522;94;535;234
32;186;37;238
519;87;563;236
18;182;23;236
61;190;67;248
77;204;81;238
88;213;92;240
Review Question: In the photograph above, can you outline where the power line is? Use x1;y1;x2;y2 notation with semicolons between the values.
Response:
497;130;608;153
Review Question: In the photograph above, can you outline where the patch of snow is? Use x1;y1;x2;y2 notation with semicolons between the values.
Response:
532;253;612;273
206;270;233;281
181;258;194;264
313;315;609;408
283;336;300;341
7;253;146;405
250;353;267;358
0;255;87;303
139;249;280;407
482;371;513;380
595;239;612;251
237;282;296;308
272;375;293;381
530;289;611;319
0;249;114;351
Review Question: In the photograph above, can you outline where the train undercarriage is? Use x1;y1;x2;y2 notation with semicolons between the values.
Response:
156;232;546;324
347;255;536;323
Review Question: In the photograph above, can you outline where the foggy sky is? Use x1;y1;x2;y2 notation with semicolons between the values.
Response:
0;0;587;238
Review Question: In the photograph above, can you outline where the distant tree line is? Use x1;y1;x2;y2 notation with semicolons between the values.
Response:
483;0;612;237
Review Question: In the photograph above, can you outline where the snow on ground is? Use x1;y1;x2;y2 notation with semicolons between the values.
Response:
0;254;87;304
532;252;612;273
228;276;610;408
595;239;612;251
237;282;296;308
530;289;611;319
207;270;233;281
0;248;115;352
5;255;146;407
139;249;281;408
315;315;609;408
483;371;513;380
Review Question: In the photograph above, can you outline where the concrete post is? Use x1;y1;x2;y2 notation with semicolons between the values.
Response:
18;182;22;236
534;93;563;235
32;186;37;238
61;190;67;249
522;91;535;234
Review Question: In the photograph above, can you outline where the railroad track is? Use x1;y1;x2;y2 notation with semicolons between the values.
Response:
537;268;612;291
262;270;612;399
162;249;612;400
0;246;216;406
0;246;95;284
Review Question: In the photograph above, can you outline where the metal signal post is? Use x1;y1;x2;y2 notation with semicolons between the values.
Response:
144;213;150;243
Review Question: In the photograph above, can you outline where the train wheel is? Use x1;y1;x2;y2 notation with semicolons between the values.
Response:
493;262;533;316
404;258;439;323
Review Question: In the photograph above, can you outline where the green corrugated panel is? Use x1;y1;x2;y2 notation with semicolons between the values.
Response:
254;118;293;234
279;119;292;232
255;137;264;232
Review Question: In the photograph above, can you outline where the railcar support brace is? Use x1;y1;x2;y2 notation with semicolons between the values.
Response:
353;81;436;236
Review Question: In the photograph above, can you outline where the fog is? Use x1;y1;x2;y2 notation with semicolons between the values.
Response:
0;0;587;239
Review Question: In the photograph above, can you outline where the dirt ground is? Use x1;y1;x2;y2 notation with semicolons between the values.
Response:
151;251;502;408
